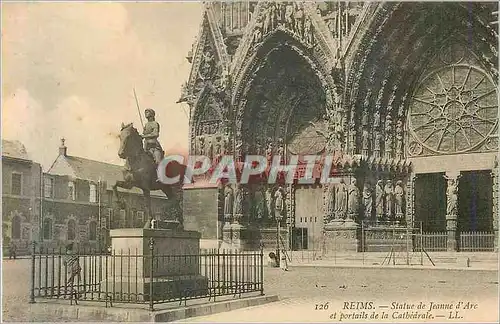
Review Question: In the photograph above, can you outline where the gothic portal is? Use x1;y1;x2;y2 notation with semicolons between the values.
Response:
180;2;499;252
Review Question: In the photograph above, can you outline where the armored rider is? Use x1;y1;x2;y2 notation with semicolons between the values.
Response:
142;109;164;165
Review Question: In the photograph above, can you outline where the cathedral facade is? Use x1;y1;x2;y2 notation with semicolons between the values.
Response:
180;2;499;253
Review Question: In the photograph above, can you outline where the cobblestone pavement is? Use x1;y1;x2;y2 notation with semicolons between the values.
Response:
2;259;499;322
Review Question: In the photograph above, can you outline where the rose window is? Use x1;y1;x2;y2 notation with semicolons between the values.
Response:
408;63;498;155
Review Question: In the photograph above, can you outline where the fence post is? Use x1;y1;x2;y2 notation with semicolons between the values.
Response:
149;238;154;312
260;246;264;296
29;241;36;304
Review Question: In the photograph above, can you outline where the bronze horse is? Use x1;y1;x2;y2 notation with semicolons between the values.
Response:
113;123;185;228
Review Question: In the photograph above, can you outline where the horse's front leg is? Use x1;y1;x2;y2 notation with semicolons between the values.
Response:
143;189;152;229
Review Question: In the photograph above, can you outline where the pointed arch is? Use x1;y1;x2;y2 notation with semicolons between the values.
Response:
343;2;498;158
230;2;337;107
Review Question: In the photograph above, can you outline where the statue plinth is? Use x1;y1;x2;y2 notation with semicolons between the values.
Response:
323;221;359;253
220;223;259;251
102;228;208;301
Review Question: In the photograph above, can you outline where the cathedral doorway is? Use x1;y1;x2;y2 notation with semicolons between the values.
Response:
457;170;494;251
414;173;447;232
240;43;326;156
458;170;493;233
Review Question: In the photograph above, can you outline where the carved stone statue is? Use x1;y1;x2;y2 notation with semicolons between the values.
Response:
265;186;274;219
384;180;394;218
396;120;404;158
375;180;384;221
347;178;360;218
274;187;285;220
446;178;458;215
363;183;373;220
374;110;381;129
270;5;277;30
335;178;348;219
266;140;273;161
385;119;394;157
213;142;222;165
394;180;405;220
253;22;263;44
254;187;265;220
263;6;272;35
325;89;335;120
362;109;369;127
362;129;370;156
294;5;304;35
233;185;243;223
374;131;382;158
142;109;164;165
325;184;335;221
285;3;294;29
277;3;286;25
224;185;234;222
304;16;313;44
196;136;205;156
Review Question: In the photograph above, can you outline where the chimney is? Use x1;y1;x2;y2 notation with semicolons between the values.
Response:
59;138;67;156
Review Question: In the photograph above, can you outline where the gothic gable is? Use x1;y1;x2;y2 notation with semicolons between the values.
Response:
230;1;338;105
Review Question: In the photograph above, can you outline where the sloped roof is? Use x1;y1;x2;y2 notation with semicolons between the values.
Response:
2;140;31;160
49;155;166;197
64;156;124;185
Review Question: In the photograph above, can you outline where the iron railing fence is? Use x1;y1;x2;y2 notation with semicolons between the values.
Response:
459;231;495;252
29;243;264;310
413;232;448;252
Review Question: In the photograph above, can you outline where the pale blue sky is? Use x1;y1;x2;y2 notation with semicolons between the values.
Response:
2;2;203;169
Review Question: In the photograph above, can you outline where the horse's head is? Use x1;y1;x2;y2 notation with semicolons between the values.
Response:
118;123;142;159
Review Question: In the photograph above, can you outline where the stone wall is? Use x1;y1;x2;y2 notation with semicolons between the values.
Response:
183;187;219;239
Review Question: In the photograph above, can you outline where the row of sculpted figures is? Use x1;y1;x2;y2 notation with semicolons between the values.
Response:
324;177;406;226
223;184;289;225
254;1;314;46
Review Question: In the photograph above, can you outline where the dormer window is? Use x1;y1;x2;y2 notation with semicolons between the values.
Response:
68;181;76;201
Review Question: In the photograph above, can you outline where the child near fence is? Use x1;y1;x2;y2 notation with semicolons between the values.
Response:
63;243;82;304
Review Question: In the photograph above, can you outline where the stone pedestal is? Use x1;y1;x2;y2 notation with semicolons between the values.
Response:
102;228;208;301
220;223;233;249
362;225;410;252
323;221;359;252
446;214;457;252
220;223;259;251
230;224;259;251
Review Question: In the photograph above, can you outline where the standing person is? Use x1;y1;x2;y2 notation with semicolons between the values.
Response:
8;242;17;260
63;243;81;304
280;249;288;271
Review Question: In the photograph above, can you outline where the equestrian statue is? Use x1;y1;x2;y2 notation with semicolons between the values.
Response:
113;108;186;228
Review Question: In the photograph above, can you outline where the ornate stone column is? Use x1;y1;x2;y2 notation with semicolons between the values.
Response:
492;159;498;252
445;172;460;252
285;184;295;251
405;174;416;229
222;184;234;247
